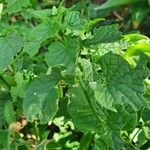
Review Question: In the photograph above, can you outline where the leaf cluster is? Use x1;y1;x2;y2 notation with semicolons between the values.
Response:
0;1;149;149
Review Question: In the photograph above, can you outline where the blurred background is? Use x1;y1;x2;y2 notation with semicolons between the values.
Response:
35;0;150;37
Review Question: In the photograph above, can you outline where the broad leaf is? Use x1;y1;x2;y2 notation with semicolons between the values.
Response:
95;52;149;112
23;22;59;56
106;106;138;132
27;9;53;21
23;68;61;123
45;36;78;73
64;11;86;30
83;25;122;46
0;32;24;73
4;100;16;125
11;72;28;102
6;0;30;14
79;132;95;150
68;85;105;133
93;135;113;150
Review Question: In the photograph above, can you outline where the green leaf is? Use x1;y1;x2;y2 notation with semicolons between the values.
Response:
0;96;7;128
123;34;150;42
68;85;138;136
0;91;11;128
0;32;24;73
0;73;16;87
10;72;28;102
106;106;138;132
45;36;78;73
4;100;16;125
23;68;61;123
93;135;113;150
6;0;31;14
79;58;93;82
46;141;62;149
125;43;150;57
92;39;128;62
0;130;10;149
83;25;122;46
143;124;150;139
23;22;59;56
94;52;149;112
83;18;105;32
27;9;53;21
79;132;95;150
64;11;86;30
68;85;104;133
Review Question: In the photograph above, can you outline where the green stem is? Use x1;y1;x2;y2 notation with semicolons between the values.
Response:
79;77;107;128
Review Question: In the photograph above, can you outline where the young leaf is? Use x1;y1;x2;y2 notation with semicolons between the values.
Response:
4;100;16;125
11;72;28;102
64;11;86;30
125;43;150;57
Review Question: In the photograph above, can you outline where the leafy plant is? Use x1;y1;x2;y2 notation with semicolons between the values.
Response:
0;1;150;149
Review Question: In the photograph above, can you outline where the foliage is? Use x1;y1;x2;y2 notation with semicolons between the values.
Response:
0;0;149;149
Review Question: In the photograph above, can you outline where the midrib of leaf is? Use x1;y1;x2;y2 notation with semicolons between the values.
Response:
79;77;107;127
